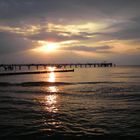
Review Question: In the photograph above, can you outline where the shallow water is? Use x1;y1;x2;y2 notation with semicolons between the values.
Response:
0;66;140;139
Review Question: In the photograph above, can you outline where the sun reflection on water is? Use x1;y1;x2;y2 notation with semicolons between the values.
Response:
48;86;59;93
44;68;59;113
48;72;55;82
48;66;56;72
42;94;61;130
47;70;59;93
45;94;58;113
35;67;62;131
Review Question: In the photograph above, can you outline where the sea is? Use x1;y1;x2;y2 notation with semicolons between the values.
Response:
0;66;140;139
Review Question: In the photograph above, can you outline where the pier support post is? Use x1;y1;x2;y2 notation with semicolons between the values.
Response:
36;65;39;70
19;66;21;70
14;66;17;70
28;66;30;70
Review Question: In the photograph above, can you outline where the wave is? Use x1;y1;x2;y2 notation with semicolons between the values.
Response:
0;82;12;86
76;81;125;84
0;81;127;87
0;81;73;87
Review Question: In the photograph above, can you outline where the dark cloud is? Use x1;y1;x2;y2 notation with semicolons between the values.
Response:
1;0;140;41
0;0;82;22
114;28;140;40
87;17;140;41
0;0;140;22
0;32;34;54
60;45;113;53
103;16;140;40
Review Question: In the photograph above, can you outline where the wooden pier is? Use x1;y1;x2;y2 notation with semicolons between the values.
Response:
0;62;115;71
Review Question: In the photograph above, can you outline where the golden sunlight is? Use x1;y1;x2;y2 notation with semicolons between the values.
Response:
48;72;55;82
48;67;56;83
48;86;59;93
33;41;60;53
41;42;59;52
48;67;56;72
45;95;57;105
45;94;58;113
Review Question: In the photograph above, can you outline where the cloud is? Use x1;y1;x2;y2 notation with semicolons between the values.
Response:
0;0;140;64
60;45;113;53
0;0;140;23
87;16;140;41
0;0;140;42
106;16;140;40
0;31;34;54
28;31;90;42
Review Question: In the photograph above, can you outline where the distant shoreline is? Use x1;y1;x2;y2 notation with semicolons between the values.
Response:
117;65;140;67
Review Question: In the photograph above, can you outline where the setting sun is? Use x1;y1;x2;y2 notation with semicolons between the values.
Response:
33;41;60;53
41;42;59;52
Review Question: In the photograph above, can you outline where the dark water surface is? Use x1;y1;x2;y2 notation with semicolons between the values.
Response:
0;66;140;139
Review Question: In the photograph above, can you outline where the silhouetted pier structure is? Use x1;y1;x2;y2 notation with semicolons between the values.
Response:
0;63;115;71
0;69;74;76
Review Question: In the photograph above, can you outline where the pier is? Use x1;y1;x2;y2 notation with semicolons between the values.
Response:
0;62;115;71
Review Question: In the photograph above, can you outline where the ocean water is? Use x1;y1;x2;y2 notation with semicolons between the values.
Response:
0;66;140;139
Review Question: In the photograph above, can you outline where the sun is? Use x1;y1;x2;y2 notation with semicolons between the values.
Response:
44;43;58;51
41;42;59;52
33;41;60;53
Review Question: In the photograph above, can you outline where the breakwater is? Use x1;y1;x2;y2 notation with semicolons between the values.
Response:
0;69;74;76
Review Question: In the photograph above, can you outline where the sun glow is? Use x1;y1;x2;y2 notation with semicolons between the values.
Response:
33;41;60;53
45;94;58;113
48;67;56;72
41;42;59;52
48;72;55;82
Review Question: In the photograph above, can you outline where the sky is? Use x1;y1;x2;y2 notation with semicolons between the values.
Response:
0;0;140;65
